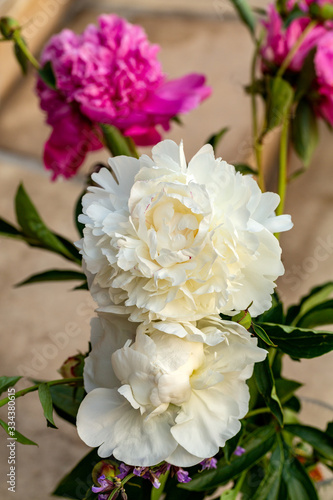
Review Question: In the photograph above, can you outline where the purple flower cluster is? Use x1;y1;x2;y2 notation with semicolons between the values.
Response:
36;14;211;179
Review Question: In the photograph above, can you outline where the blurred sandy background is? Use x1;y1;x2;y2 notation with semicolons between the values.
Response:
0;1;332;499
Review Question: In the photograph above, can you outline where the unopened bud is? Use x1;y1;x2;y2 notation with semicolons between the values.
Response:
92;460;116;485
58;353;85;378
232;310;252;330
0;17;20;39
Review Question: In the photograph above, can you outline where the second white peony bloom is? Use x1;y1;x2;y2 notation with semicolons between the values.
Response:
78;140;292;322
76;313;267;466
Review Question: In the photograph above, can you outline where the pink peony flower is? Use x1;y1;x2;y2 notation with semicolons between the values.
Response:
261;4;326;72
36;14;211;179
261;3;333;126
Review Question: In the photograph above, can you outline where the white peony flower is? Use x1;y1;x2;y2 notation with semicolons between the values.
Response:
78;140;292;322
76;314;267;467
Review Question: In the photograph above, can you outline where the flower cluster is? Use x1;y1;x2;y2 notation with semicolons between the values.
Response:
36;15;211;179
76;140;292;479
261;0;333;125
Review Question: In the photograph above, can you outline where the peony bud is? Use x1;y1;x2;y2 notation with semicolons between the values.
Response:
58;354;85;379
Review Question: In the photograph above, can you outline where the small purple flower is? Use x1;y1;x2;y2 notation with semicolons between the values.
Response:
92;475;113;494
200;457;218;471
234;446;246;457
176;468;191;483
117;463;132;480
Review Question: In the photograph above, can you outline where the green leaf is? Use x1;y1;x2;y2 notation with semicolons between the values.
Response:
151;471;169;500
258;322;333;358
0;418;38;445
254;356;284;426
15;184;78;262
234;163;258;175
224;426;244;462
294;49;316;101
73;281;89;291
14;39;28;74
49;385;85;425
207;127;229;151
275;377;302;405
15;269;86;287
251;440;284;500
53;449;99;499
38;60;56;89
38;383;57;429
281;439;319;500
100;123;138;158
181;426;276;491
228;0;256;36
0;217;23;239
292;100;318;167
258;293;284;325
284;395;301;413
326;421;333;439
252;323;277;347
284;424;333;460
220;489;238;499
266;77;294;133
286;282;333;325
0;376;22;396
293;299;333;329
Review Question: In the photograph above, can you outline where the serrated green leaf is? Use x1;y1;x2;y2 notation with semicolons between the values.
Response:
38;383;57;429
228;0;256;36
0;418;38;445
252;323;277;347
0;376;22;396
207;127;229;151
284;424;333;460
181;426;276;491
15;184;78;262
292;100;318;167
15;269;86;287
258;322;333;358
254;356;284;426
266;77;294;133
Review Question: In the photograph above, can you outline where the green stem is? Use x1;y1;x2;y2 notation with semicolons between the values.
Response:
245;407;272;419
277;21;316;79
276;112;290;229
13;33;40;70
251;33;266;192
0;377;83;408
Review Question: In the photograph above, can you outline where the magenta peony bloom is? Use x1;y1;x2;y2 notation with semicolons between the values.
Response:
261;4;326;72
261;3;333;126
36;14;211;179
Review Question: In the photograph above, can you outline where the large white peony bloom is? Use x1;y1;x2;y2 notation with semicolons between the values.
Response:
77;314;267;467
78;140;292;322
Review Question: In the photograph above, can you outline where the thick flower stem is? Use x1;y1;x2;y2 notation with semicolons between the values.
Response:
276;113;290;236
0;377;83;408
245;407;272;419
